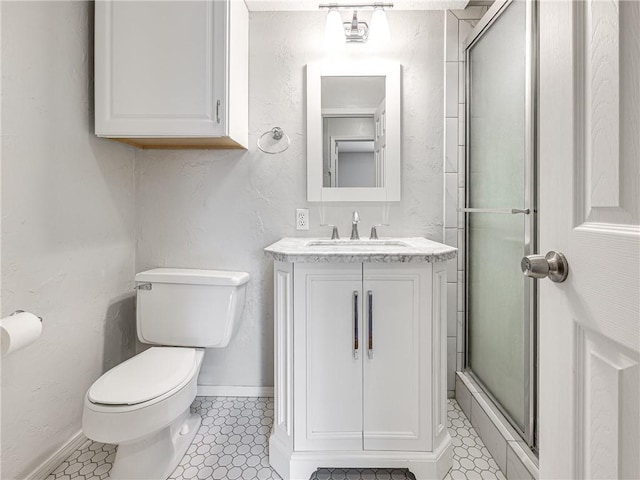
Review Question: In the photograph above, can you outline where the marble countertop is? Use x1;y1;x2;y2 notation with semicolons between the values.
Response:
264;237;457;263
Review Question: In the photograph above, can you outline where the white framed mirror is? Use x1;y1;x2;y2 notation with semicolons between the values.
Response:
306;61;401;202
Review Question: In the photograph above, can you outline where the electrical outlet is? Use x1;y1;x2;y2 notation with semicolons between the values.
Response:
296;208;309;230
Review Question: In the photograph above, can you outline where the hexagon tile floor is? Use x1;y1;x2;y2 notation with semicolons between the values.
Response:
46;397;505;480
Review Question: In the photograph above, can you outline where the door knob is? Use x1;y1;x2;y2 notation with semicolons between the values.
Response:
521;251;569;283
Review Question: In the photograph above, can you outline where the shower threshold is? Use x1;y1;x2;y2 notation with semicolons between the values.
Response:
455;372;539;480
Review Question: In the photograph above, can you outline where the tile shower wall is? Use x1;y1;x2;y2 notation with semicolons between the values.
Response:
443;7;489;397
1;2;136;478
136;11;445;389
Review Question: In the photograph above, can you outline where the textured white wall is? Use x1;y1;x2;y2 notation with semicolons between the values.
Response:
1;2;136;478
136;10;444;387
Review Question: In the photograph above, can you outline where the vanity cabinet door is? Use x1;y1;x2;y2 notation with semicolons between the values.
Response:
293;263;363;451
362;264;433;452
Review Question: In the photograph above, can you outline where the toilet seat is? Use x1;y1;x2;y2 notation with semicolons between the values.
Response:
83;349;204;446
88;347;197;406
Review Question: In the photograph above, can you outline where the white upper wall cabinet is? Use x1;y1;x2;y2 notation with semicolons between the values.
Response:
95;0;248;149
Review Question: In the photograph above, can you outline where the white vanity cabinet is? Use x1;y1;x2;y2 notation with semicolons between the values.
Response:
294;263;432;453
94;0;248;149
265;238;456;480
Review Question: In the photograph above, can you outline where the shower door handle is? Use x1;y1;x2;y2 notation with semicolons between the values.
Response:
458;208;531;214
521;251;569;283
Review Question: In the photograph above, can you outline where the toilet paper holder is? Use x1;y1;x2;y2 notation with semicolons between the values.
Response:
10;310;43;323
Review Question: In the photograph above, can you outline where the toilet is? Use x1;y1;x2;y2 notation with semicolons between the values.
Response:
82;268;250;480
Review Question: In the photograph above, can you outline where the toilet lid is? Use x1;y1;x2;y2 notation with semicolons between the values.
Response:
88;347;196;405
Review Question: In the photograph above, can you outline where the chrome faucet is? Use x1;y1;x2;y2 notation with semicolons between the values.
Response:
321;224;340;240
350;211;360;240
370;224;388;240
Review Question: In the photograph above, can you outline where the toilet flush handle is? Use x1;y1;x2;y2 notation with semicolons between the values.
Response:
134;283;152;291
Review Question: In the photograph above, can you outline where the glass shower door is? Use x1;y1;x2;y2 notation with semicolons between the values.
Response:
465;0;536;444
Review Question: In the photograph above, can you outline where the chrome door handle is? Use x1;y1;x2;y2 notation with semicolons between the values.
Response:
353;291;359;359
521;251;569;283
367;290;373;359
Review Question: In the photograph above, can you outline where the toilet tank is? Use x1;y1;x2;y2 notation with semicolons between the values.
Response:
135;268;249;348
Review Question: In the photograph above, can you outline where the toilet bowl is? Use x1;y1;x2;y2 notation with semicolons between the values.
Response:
83;347;205;480
82;268;250;480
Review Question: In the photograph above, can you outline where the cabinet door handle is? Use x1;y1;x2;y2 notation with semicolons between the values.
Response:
216;99;221;124
353;290;359;359
368;290;373;359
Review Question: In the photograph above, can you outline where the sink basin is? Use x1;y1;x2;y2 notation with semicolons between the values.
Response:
305;239;410;247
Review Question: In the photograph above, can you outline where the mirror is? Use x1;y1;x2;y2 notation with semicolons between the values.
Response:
307;62;401;202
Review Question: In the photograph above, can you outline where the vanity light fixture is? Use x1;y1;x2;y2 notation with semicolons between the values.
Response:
345;10;369;43
320;3;393;44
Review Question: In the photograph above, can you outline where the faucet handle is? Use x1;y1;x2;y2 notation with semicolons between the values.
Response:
321;224;340;240
369;224;389;240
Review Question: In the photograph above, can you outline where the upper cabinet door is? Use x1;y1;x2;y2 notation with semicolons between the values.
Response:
362;263;433;452
95;0;248;149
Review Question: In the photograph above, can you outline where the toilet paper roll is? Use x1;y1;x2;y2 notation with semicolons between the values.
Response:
1;312;43;356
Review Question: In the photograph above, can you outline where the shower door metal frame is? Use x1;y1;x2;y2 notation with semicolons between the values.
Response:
462;0;538;450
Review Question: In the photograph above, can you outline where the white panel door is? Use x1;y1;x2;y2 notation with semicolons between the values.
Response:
293;263;363;451
363;264;432;452
330;138;338;187
539;1;639;478
374;99;386;187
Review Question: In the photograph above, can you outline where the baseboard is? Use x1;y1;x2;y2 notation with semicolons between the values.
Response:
197;385;274;397
25;431;87;480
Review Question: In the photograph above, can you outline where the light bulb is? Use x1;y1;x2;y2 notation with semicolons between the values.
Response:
324;8;345;49
370;7;391;46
